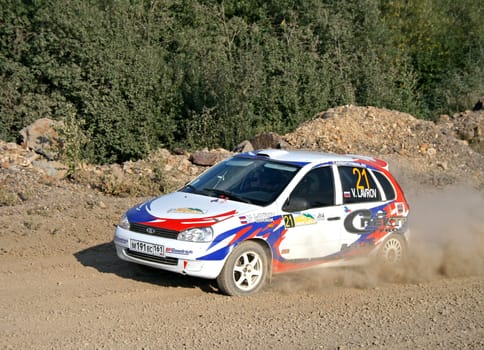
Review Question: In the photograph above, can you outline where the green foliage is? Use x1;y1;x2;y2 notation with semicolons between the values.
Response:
55;111;88;176
380;0;484;117
0;0;482;164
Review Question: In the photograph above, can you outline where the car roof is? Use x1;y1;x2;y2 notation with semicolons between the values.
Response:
238;149;389;169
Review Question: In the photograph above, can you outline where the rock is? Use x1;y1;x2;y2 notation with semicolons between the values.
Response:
189;151;219;166
31;160;68;178
449;108;483;155
233;140;254;153
19;118;63;160
437;161;448;170
172;147;189;156
250;132;286;150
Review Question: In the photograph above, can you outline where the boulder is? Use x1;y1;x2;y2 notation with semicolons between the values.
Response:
250;132;286;150
190;151;220;166
233;140;254;153
19;118;63;160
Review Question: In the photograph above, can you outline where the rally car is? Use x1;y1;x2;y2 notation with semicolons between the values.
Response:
114;149;410;296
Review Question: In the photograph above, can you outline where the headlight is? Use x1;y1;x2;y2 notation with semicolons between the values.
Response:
118;213;130;230
178;227;213;242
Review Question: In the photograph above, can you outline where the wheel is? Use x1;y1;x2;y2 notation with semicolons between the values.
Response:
216;241;268;296
378;234;406;266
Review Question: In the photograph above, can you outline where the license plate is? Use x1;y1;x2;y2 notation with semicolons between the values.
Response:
130;239;164;257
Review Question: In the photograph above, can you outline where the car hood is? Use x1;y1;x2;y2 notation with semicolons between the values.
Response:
126;191;259;232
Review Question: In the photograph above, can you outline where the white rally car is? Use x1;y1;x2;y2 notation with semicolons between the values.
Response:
114;149;410;295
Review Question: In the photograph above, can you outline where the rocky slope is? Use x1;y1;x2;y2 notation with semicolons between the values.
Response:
1;103;483;205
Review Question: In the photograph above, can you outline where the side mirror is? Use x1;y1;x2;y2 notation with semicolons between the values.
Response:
283;196;309;212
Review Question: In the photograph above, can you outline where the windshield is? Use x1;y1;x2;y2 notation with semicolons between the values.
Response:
180;156;300;206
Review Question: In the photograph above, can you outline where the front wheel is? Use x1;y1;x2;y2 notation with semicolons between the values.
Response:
216;241;268;296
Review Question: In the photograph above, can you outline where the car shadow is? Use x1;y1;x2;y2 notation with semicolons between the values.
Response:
74;242;219;294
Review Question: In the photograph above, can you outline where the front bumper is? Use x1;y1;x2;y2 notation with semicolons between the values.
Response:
114;226;225;279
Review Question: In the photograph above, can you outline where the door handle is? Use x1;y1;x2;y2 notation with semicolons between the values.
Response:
327;216;341;221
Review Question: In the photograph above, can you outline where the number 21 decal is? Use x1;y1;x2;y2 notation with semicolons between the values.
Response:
283;214;295;228
353;168;370;189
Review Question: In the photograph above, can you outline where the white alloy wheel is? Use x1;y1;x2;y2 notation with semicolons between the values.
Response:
217;241;268;296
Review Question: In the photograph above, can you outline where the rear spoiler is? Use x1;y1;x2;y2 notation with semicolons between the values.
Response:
347;154;389;171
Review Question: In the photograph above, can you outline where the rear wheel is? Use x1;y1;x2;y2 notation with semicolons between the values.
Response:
378;234;407;266
372;234;408;282
217;241;268;296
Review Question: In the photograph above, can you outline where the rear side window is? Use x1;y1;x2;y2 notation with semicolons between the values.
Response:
338;166;381;204
373;171;396;200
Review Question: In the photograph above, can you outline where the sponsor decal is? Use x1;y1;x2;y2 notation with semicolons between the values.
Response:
344;209;406;234
350;188;378;198
344;191;351;198
283;213;317;227
294;213;317;226
167;208;206;214
239;212;276;224
316;213;325;221
211;197;227;203
165;247;193;255
130;205;238;231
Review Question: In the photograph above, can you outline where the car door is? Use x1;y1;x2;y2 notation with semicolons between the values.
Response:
337;165;385;248
278;166;343;260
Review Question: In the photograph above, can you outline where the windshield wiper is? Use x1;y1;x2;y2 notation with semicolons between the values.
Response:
202;188;253;204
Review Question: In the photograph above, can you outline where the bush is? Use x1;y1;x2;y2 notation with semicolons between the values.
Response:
0;0;482;164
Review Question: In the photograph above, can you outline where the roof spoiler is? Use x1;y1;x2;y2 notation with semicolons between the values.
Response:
347;154;389;170
254;149;288;158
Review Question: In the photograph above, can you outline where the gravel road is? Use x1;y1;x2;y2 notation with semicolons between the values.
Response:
0;182;483;349
1;251;482;349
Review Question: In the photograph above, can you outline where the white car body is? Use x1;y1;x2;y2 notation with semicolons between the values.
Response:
114;149;410;294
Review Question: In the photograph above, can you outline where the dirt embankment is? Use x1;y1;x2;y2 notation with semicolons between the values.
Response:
0;104;483;349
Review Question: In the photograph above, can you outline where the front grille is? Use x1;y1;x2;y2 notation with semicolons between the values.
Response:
126;249;179;266
129;222;179;239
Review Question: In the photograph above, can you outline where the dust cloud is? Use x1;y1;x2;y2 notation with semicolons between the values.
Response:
272;185;484;293
405;185;484;279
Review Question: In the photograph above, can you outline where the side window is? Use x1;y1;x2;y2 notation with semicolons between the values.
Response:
291;167;335;208
373;171;396;200
338;166;381;204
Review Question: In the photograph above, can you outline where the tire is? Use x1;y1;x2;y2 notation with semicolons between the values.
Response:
216;241;268;296
378;233;407;266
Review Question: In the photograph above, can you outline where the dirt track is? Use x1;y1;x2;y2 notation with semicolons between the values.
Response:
1;252;483;350
1;177;483;349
